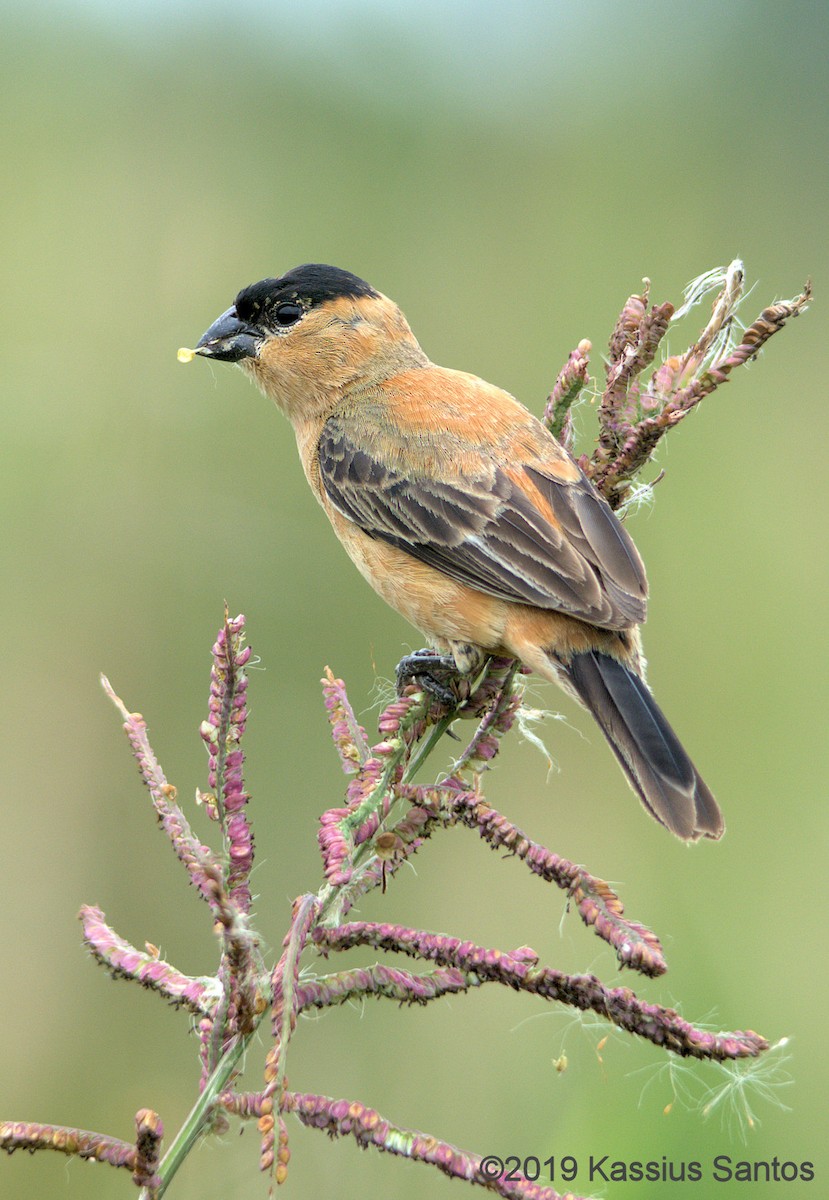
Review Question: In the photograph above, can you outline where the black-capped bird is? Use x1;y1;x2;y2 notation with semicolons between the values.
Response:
188;264;723;842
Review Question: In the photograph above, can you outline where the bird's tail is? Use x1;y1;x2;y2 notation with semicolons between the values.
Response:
562;650;724;841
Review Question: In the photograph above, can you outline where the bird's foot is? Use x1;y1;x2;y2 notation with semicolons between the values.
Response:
395;649;470;708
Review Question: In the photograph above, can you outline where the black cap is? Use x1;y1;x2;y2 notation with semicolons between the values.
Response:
234;264;378;325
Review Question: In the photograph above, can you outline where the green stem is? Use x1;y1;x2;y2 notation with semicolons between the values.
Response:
341;739;410;836
402;711;457;782
141;1032;252;1199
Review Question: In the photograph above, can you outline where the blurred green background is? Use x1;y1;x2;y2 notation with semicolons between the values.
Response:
2;1;826;1197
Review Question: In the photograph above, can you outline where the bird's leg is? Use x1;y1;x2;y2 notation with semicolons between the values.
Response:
448;641;486;678
396;648;468;707
396;641;489;709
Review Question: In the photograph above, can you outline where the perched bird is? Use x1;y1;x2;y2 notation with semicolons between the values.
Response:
189;263;723;841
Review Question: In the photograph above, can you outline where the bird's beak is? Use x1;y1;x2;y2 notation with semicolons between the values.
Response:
195;306;262;363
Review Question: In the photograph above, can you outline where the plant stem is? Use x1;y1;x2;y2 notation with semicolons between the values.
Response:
402;710;457;782
140;1033;252;1199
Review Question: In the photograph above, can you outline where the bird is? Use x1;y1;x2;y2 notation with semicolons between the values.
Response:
187;263;724;842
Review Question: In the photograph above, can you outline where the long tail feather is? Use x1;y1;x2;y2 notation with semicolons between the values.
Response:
563;650;724;840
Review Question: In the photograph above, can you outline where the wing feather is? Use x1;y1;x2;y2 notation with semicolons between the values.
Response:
318;412;647;629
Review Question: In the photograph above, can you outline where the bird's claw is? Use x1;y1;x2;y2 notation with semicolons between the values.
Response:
395;649;468;708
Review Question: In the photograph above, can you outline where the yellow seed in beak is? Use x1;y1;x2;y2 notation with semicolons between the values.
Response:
177;346;196;363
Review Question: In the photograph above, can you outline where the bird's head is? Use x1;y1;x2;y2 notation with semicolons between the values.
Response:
192;264;426;421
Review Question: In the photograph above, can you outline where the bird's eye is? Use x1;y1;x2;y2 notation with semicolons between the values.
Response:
273;302;303;328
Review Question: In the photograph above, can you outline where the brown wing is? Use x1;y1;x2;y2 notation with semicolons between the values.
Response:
318;411;647;630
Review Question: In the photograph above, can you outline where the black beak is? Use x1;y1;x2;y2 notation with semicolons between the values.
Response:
195;307;262;362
